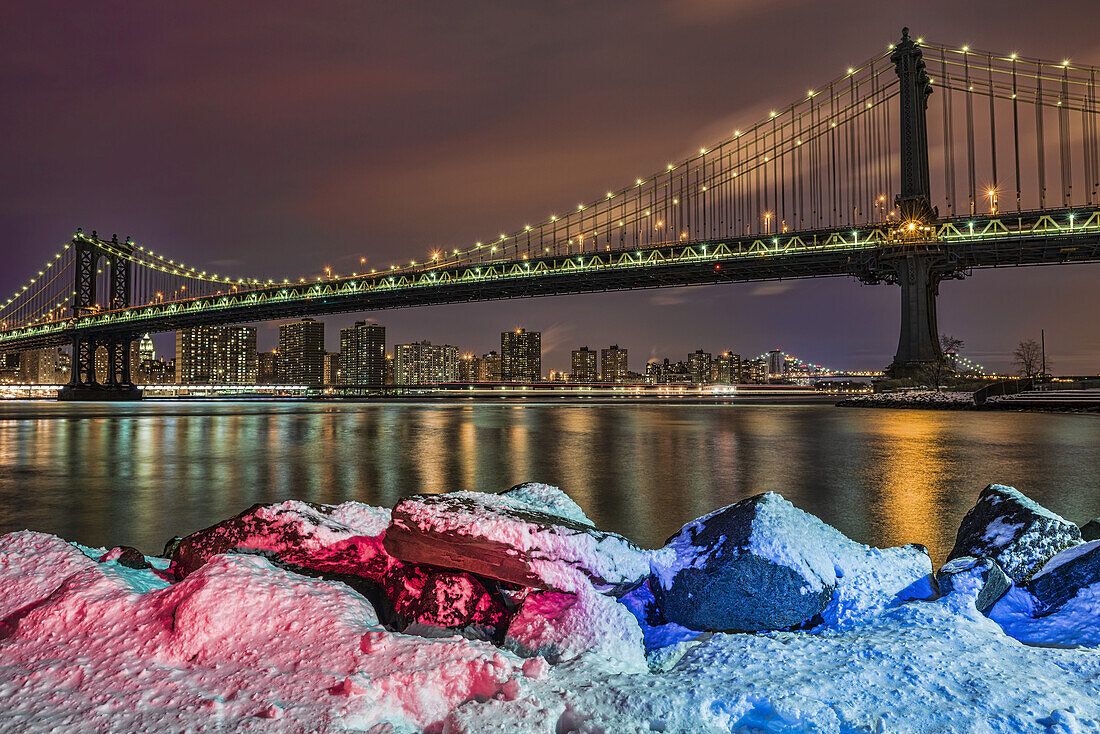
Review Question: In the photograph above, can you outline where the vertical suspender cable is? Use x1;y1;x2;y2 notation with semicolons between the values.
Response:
1058;64;1071;206
964;52;977;215
1036;61;1047;209
1012;57;1022;211
988;56;999;208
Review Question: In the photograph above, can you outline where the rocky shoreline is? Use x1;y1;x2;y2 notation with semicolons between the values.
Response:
838;389;1100;413
1;483;1098;730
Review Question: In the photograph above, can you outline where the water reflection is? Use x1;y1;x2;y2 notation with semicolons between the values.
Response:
0;401;1097;564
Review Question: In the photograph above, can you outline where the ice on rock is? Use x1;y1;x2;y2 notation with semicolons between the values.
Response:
384;490;648;594
169;499;397;581
947;484;1081;584
650;492;932;632
384;564;511;632
504;578;647;673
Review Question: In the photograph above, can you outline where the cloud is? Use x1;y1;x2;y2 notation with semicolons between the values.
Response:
650;287;694;306
751;282;794;297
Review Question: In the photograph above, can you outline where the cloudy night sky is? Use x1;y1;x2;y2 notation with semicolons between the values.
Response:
3;1;1098;374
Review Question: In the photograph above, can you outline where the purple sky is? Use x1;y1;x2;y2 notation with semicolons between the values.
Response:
3;2;1098;374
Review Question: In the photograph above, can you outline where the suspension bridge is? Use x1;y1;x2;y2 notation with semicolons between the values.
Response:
1;28;1098;399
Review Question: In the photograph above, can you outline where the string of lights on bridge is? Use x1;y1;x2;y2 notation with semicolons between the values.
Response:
1;36;1098;339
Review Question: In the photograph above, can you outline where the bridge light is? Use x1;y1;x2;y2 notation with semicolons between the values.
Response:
847;68;854;75
1010;52;1018;60
1062;60;1070;67
962;45;969;52
700;147;707;154
636;179;643;185
734;130;741;136
667;164;673;170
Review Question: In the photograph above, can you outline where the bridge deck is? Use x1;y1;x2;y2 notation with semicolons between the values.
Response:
2;209;1097;350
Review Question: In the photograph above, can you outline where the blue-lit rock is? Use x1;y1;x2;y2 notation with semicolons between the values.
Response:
650;493;836;632
1026;540;1100;615
936;556;1010;613
947;484;1081;584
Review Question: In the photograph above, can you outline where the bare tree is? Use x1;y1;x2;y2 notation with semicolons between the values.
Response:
918;335;965;390
1014;339;1043;378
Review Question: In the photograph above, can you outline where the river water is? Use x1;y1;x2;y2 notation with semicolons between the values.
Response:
0;401;1097;564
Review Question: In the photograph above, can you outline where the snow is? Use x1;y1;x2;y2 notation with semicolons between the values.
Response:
2;487;1098;732
504;580;647;673
501;483;593;527
989;583;1100;648
390;491;648;594
1033;539;1100;580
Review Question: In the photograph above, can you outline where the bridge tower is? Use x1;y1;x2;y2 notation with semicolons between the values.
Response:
58;231;142;400
884;28;955;377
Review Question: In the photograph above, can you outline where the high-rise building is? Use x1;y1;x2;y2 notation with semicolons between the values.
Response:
714;351;741;385
571;347;598;383
688;350;713;384
600;345;628;383
766;349;785;378
279;318;325;387
138;334;155;363
20;347;61;384
480;351;501;382
384;354;395;385
0;352;22;383
323;353;340;387
744;357;768;384
258;350;280;384
175;326;258;384
339;322;386;387
458;353;481;382
395;341;459;385
501;328;541;383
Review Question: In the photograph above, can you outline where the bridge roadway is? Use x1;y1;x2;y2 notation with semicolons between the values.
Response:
1;208;1098;351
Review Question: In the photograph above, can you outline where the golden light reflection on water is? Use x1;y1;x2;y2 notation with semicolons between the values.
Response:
869;410;955;559
0;402;1097;564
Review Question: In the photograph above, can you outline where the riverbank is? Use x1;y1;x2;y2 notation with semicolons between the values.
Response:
838;389;1100;413
1;483;1097;731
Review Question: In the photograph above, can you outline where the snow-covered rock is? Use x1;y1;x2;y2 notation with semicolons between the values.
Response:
0;530;529;732
499;482;593;527
384;490;648;594
169;499;396;581
947;484;1082;584
936;556;1011;613
650;492;933;633
1028;540;1100;615
1082;518;1100;542
504;582;647;673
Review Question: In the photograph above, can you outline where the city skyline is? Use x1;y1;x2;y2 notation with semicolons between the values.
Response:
3;3;1099;374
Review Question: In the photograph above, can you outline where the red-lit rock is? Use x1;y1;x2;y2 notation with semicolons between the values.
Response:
383;490;649;595
169;500;398;582
384;564;512;631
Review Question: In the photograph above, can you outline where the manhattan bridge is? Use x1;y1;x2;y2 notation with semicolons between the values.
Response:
1;29;1098;398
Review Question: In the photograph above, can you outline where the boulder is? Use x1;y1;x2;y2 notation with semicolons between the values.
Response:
168;500;397;582
650;493;836;632
384;564;513;632
1026;539;1100;615
383;490;648;595
947;484;1081;584
650;492;933;633
1081;519;1100;542
936;556;1010;613
98;546;152;570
